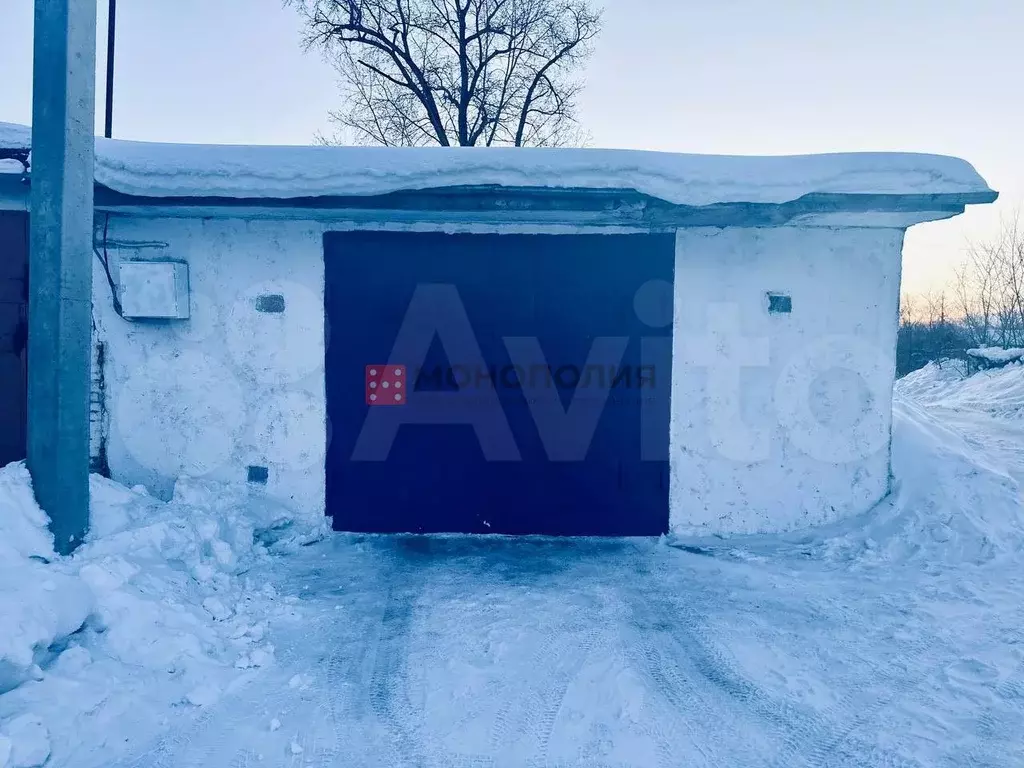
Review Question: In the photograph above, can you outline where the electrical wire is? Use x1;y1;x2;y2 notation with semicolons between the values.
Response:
93;213;124;317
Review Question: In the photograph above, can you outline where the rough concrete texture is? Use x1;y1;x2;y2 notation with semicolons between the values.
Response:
670;226;904;534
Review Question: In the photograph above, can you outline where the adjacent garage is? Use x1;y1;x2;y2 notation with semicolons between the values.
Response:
0;212;27;469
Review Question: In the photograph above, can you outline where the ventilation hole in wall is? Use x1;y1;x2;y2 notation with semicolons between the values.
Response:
255;294;285;313
768;293;792;314
247;465;269;484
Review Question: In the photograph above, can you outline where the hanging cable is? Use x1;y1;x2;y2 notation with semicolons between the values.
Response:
93;213;124;317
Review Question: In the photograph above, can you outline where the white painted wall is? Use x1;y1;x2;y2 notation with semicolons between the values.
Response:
93;217;328;522
669;226;904;535
93;215;904;535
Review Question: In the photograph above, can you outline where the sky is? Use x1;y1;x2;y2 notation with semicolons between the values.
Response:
1;0;1020;296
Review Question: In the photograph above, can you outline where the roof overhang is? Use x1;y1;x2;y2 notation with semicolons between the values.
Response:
0;176;998;230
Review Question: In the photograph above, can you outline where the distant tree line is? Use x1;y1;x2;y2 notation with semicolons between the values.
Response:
896;292;973;377
897;215;1024;377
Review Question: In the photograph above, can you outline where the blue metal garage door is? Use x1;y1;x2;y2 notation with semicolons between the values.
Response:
324;231;674;536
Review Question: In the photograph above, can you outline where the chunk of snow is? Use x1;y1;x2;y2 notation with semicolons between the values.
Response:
86;476;159;538
202;598;233;622
287;673;313;690
0;463;57;561
235;645;275;670
1;715;50;768
289;742;303;755
185;683;221;708
269;718;281;732
51;646;92;676
0;159;24;175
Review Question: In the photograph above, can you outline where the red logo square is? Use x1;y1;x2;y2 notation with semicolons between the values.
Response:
366;364;407;405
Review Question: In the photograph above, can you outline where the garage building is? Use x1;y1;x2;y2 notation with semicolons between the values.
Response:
0;122;997;536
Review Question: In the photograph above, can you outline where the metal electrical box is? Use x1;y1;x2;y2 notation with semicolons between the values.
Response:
118;261;190;320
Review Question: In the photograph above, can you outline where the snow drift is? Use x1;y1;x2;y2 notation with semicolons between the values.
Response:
898;359;1024;420
0;465;92;696
817;363;1024;564
0;465;326;766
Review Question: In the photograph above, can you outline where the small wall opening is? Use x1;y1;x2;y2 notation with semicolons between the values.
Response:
255;294;286;313
768;293;792;314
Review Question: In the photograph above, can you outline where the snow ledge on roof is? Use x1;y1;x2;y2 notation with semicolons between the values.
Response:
1;121;996;207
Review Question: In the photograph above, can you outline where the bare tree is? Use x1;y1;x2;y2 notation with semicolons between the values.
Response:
899;293;917;326
897;211;1024;375
924;290;949;328
954;241;999;347
292;0;602;147
957;212;1024;349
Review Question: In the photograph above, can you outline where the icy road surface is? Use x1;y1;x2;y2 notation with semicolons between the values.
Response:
104;530;1023;768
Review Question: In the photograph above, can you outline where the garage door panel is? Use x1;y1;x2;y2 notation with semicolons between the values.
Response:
324;230;673;536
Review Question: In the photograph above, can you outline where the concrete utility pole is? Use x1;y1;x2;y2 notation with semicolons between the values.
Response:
29;0;97;554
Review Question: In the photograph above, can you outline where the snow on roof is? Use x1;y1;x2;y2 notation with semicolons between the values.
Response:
0;121;30;149
0;120;996;207
0;122;31;175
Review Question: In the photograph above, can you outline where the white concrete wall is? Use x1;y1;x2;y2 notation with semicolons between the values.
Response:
669;226;904;535
93;217;328;520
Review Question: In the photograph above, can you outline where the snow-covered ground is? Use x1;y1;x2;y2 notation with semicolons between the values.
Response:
2;362;1023;767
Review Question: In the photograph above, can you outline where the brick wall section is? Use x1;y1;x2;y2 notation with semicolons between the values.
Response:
89;322;108;475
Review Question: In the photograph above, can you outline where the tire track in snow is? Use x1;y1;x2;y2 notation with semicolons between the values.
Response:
305;538;436;768
365;580;422;766
484;585;609;767
618;554;915;768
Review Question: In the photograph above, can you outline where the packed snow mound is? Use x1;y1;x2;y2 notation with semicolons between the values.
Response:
0;463;62;562
0;465;92;696
831;399;1024;564
0;463;325;763
897;359;1024;420
86;474;328;570
0;120;995;205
